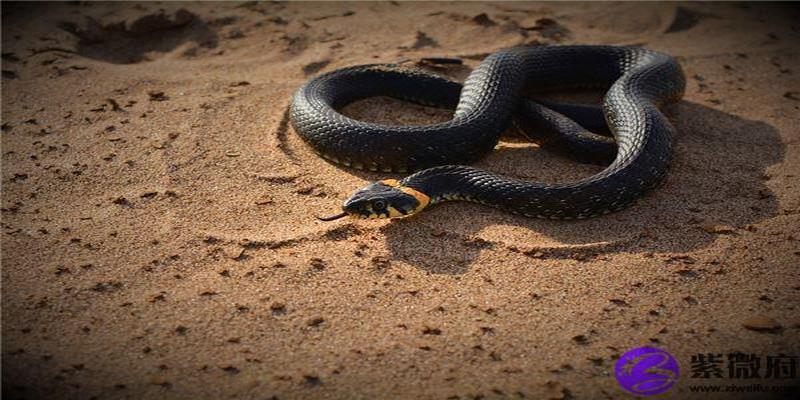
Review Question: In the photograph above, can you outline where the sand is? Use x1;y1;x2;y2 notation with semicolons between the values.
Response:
2;2;799;399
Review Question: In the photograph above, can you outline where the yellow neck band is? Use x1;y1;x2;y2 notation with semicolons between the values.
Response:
379;179;430;212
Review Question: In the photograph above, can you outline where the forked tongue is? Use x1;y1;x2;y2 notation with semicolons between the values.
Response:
316;211;348;221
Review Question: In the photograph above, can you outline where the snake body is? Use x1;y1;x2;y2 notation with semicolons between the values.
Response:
290;45;685;220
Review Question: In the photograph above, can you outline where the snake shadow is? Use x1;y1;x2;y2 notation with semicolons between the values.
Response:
366;101;785;274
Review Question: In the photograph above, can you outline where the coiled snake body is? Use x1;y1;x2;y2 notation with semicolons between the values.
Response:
290;45;685;221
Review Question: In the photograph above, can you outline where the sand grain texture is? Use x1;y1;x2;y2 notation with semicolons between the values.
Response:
2;2;799;399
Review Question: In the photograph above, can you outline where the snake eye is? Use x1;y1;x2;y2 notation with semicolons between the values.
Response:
373;200;386;210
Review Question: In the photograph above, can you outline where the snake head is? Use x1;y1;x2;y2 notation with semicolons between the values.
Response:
319;179;430;220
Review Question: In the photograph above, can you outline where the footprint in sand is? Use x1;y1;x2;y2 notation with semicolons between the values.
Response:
59;8;218;64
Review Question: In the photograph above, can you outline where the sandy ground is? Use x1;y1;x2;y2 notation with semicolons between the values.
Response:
2;2;799;399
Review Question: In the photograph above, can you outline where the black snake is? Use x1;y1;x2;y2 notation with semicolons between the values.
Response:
290;45;685;221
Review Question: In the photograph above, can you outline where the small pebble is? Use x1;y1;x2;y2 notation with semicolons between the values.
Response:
700;224;735;234
742;315;781;332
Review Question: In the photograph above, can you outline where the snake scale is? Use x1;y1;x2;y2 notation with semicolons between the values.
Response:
290;45;686;221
